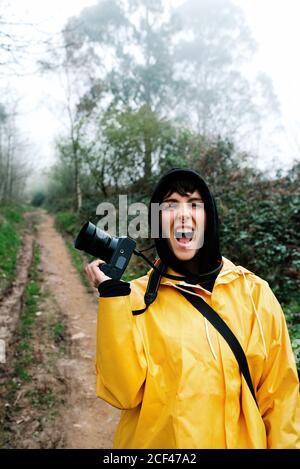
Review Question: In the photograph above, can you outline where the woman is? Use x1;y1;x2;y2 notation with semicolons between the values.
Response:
85;168;299;449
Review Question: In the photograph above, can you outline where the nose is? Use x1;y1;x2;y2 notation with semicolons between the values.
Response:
176;202;192;222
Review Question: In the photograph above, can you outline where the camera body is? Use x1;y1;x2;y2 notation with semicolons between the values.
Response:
100;236;136;280
74;221;136;280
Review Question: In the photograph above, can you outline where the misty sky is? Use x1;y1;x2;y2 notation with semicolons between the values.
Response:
1;0;300;183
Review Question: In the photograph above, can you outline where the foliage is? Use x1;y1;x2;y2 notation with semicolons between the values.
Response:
44;156;76;212
41;0;299;370
42;0;282;213
51;151;300;372
16;245;41;381
64;238;92;289
219;168;300;307
31;191;46;207
0;205;25;293
55;211;80;236
52;321;66;345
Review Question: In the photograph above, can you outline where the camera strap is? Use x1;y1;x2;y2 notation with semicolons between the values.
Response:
132;259;165;315
177;286;258;408
133;248;223;283
132;261;258;408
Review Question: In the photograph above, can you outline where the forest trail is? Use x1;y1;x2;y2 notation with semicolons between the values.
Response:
0;208;121;449
36;210;120;448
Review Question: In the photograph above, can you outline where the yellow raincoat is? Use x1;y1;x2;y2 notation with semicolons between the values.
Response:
96;257;300;448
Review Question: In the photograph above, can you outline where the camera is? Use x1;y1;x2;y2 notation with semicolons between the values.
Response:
74;221;136;280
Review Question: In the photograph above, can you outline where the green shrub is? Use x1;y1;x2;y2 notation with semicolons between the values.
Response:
55;211;80;236
31;191;46;207
0;206;25;291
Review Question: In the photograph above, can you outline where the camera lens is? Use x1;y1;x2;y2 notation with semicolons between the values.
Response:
74;221;118;263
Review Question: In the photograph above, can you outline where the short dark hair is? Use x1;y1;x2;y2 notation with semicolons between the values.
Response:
162;175;200;201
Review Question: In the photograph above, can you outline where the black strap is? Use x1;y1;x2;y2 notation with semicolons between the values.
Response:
132;260;165;315
133;249;223;283
131;264;258;407
178;286;258;407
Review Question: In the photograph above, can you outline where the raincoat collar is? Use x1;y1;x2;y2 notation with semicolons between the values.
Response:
147;256;253;288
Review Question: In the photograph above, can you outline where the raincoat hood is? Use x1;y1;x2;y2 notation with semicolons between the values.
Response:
149;167;222;287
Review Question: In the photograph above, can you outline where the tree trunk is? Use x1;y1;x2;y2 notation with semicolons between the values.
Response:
73;149;82;213
144;133;152;182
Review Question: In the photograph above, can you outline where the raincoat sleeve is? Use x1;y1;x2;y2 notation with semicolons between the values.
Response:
95;290;147;410
256;283;300;448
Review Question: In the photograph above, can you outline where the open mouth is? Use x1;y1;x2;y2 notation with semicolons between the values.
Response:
174;229;194;246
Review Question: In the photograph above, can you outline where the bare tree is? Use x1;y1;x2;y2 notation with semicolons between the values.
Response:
0;100;31;203
40;23;104;212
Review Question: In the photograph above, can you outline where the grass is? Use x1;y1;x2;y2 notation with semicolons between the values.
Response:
0;205;26;292
55;211;81;236
0;208;71;448
0;242;42;448
14;244;41;382
54;211;92;287
65;239;92;288
1;240;65;447
29;389;56;410
52;321;65;344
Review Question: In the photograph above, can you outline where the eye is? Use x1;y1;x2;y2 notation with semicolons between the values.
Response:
162;202;179;210
191;201;203;209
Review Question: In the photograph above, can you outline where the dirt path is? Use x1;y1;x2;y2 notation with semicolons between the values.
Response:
36;210;119;448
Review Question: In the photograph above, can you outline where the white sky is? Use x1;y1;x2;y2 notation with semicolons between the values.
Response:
1;0;300;183
235;0;300;166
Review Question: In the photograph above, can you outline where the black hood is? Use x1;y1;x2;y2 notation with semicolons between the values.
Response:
149;168;222;287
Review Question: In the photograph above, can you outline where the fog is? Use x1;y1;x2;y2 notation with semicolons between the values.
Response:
1;0;300;196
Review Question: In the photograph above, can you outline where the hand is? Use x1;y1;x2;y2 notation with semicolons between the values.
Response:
85;259;111;289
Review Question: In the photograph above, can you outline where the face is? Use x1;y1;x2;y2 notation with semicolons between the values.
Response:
160;190;207;261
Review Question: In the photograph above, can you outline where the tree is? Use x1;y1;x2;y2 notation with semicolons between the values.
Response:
66;0;182;182
100;104;178;189
64;0;281;180
0;101;30;203
175;0;281;148
39;25;104;212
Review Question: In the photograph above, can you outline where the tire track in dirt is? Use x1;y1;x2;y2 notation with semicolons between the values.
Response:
36;210;119;449
0;214;34;364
